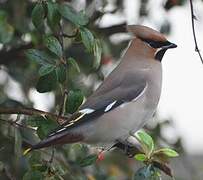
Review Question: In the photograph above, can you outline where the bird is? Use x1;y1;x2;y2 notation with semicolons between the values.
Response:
24;25;177;154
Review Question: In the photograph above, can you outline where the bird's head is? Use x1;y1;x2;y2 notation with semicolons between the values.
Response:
127;25;177;61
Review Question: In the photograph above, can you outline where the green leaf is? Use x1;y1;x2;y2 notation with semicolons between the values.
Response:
134;154;147;162
0;10;7;21
58;4;88;26
0;10;14;43
93;39;102;69
0;23;14;44
28;151;42;165
39;64;55;76
78;154;97;167
23;170;44;180
68;57;80;73
36;71;57;93
44;36;62;57
47;1;61;29
136;131;154;155
31;3;45;30
65;90;84;113
27;116;57;139
133;165;161;180
154;148;179;158
25;49;55;65
55;64;66;83
32;164;47;172
80;27;94;52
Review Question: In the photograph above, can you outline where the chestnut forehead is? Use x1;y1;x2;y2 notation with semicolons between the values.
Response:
127;25;167;42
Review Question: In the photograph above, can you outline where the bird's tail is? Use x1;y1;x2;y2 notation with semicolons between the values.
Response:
23;132;83;155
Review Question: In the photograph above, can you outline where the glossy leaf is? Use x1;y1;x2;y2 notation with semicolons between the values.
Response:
25;49;55;65
137;131;154;155
152;153;170;164
93;39;102;69
59;4;88;26
39;64;55;76
80;27;94;52
66;90;84;113
27;116;57;139
36;70;57;93
154;148;179;158
152;161;173;177
31;3;45;30
68;57;80;73
0;10;14;43
78;154;97;167
55;64;67;83
133;165;161;180
47;1;61;29
44;36;62;57
134;154;147;162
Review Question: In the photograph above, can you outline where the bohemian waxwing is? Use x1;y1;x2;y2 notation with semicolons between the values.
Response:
24;25;177;153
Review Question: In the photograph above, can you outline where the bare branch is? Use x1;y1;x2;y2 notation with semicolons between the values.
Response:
189;0;203;64
0;107;70;123
0;118;36;131
0;43;33;66
3;166;16;180
57;90;68;120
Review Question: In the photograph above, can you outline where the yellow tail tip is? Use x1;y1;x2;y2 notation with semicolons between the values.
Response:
23;148;32;156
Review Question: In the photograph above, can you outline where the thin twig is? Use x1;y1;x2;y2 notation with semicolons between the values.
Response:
57;90;68;124
0;118;36;131
57;21;69;124
40;149;70;170
59;23;65;60
189;0;203;64
3;166;16;180
49;149;55;163
0;107;71;122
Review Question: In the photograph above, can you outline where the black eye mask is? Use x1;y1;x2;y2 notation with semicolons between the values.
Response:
140;38;177;61
141;38;172;49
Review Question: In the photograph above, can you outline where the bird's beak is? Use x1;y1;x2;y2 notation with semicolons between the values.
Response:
163;41;177;49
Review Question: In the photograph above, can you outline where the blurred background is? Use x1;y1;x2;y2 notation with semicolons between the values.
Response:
0;0;203;179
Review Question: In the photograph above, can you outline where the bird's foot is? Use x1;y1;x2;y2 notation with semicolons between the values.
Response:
113;141;142;158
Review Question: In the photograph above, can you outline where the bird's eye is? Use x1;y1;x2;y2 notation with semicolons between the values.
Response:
147;41;159;48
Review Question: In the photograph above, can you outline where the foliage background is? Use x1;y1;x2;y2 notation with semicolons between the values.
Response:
0;0;202;179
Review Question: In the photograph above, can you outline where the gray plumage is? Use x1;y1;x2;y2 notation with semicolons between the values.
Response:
28;25;177;151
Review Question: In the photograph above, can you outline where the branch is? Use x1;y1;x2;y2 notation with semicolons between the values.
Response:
0;43;33;65
189;0;203;64
3;166;16;180
0;118;36;131
0;107;70;124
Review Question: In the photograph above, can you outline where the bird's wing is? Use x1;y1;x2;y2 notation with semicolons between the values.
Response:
48;73;147;137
